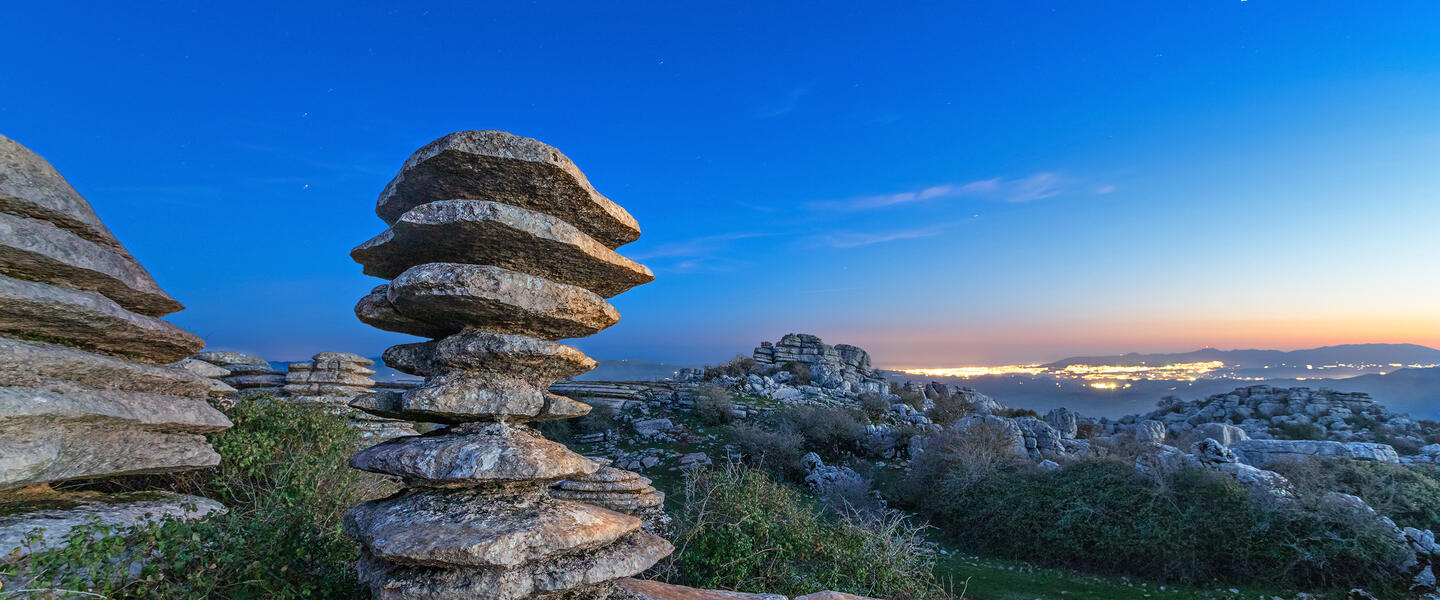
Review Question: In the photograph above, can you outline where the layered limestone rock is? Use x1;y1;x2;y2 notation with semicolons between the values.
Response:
752;334;886;395
284;352;418;441
345;130;671;600
550;458;668;533
0;134;230;557
193;350;286;396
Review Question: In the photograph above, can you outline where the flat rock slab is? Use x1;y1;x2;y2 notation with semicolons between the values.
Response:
223;374;287;388
384;332;596;383
0;274;203;364
794;593;879;600
0;211;182;316
192;351;270;367
352;383;590;424
0;337;211;398
354;200;653;298
1;384;230;488
376;131;641;248
175;357;230;379
0;134;129;254
359;530;673;600
346;488;640;568
349;422;596;487
359;264;620;341
615;578;787;600
285;369;374;387
550;489;665;511
0;491;224;560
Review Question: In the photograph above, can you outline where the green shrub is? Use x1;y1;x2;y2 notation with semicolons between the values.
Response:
998;407;1039;419
1269;458;1440;531
784;361;812;386
898;458;1410;591
1275;421;1325;441
767;405;864;462
705;355;758;379
662;463;949;599
727;423;806;480
694;383;737;426
925;394;973;426
858;393;891;421
3;395;390;598
537;399;615;442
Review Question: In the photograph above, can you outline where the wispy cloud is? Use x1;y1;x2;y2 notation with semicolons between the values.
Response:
628;232;773;261
757;88;806;119
808;225;945;249
810;172;1109;211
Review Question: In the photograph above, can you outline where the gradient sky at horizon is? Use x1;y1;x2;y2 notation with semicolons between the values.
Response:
3;1;1438;367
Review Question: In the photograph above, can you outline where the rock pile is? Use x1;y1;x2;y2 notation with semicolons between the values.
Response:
284;351;417;441
342;130;671;600
193;350;285;396
0;134;230;558
1130;385;1425;446
550;457;668;533
752;333;887;395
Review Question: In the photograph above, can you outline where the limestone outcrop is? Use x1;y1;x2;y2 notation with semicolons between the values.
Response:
284;351;417;441
752;334;886;395
550;457;668;534
0;134;230;557
193;350;286;396
344;130;670;600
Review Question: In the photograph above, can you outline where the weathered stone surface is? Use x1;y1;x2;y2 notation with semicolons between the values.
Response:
0;491;224;559
356;284;454;339
223;374;287;388
346;487;640;568
0;337;211;397
176;358;238;397
360;264;620;341
314;351;373;365
0;211;182;317
1;384;229;489
794;592;877;600
615;578;788;600
1230;439;1401;465
355;201;653;298
286;383;373;397
192;351;269;367
285;367;374;387
358;530;673;600
352;387;590;425
350;423;596;487
0;274;203;364
0;134;129;254
376;131;641;248
385;333;596;382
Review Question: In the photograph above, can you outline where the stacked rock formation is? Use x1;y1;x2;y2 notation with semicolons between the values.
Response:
753;333;887;394
0;134;230;556
343;130;672;600
550;458;668;533
284;351;417;441
175;357;239;403
193;350;286;396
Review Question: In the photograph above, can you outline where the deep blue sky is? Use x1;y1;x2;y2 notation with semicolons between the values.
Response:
4;1;1438;366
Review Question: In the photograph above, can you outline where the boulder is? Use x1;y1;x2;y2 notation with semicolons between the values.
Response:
1229;439;1401;466
0;274;203;364
375;130;641;248
616;578;788;600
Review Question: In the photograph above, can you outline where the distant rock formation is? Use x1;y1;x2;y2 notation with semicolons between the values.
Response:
342;130;670;600
0;133;229;559
193;350;285;396
283;351;417;441
752;333;887;395
1131;385;1419;444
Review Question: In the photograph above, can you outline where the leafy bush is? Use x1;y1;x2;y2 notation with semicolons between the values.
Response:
694;383;737;426
662;463;949;599
705;355;758;379
783;361;812;386
2;395;390;598
925;394;973;426
897;458;1411;591
767;405;864;462
998;407;1039;419
1274;421;1325;441
859;393;891;421
727;423;807;480
1269;458;1440;531
537;400;616;442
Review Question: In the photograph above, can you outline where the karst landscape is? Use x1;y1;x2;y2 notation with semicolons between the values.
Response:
4;3;1440;600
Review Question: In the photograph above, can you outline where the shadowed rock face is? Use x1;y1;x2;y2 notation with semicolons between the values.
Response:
376;131;641;248
0;134;229;553
346;130;670;600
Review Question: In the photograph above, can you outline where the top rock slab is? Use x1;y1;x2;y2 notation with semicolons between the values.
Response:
376;131;641;249
0;134;129;254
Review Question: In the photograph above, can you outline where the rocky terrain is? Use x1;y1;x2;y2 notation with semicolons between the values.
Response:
0;134;231;560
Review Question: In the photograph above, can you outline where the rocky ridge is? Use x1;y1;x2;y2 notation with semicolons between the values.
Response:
343;130;670;600
0;133;230;559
